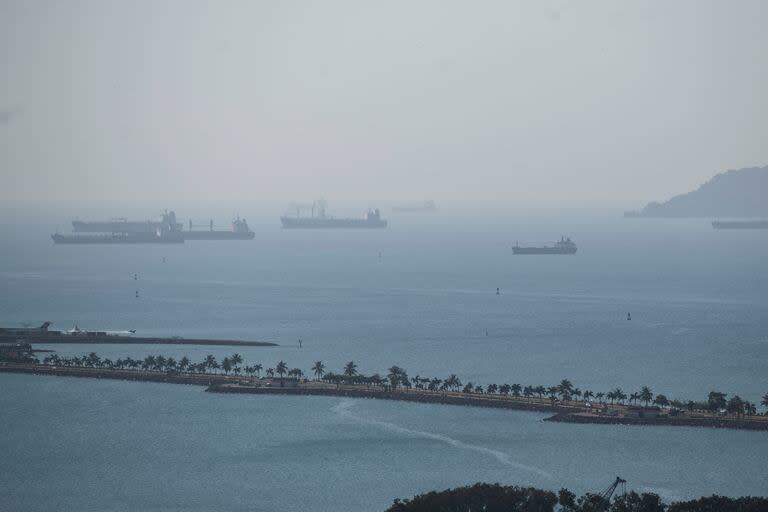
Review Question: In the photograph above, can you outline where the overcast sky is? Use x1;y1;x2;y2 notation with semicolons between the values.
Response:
1;0;766;202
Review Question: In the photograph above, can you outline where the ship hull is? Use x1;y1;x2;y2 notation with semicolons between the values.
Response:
72;220;183;233
183;231;255;240
280;217;387;229
512;247;577;255
52;233;184;244
712;220;768;229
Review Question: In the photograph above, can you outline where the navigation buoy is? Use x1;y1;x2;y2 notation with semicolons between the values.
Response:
496;287;500;295
627;312;631;321
298;339;303;348
134;273;138;281
485;329;489;336
135;290;139;298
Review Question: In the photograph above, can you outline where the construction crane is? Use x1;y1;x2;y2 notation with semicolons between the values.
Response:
599;476;626;503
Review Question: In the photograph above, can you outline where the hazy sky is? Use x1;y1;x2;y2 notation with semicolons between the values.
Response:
1;1;766;202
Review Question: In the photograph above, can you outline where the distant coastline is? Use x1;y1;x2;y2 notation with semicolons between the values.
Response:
7;336;277;347
2;363;766;432
624;165;768;218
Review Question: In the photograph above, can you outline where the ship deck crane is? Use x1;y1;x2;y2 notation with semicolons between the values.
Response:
599;476;626;504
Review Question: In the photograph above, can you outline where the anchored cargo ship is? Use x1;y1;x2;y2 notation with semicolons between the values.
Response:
183;217;255;240
280;200;387;229
513;236;577;255
712;220;768;230
53;210;254;243
56;210;184;243
52;232;184;244
72;211;183;233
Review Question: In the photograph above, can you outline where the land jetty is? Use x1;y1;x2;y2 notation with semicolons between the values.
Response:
0;323;276;347
13;335;277;347
2;362;766;432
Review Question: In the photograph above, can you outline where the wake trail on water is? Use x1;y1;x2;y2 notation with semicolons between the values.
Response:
332;400;552;479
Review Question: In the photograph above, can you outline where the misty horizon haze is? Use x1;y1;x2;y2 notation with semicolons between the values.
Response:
1;1;766;202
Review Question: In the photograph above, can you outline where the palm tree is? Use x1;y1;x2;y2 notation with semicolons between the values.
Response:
266;368;275;378
462;382;474;394
388;366;405;389
276;360;288;379
343;361;358;379
653;394;669;407
499;384;511;396
254;363;262;378
204;355;218;374
487;383;498;394
312;361;325;380
179;356;190;373
595;392;605;404
583;390;594;402
511;384;522;397
523;386;534;402
640;386;653;407
221;357;232;375
165;357;177;373
231;353;243;366
558;379;574;400
761;393;768;411
534;385;546;400
444;374;461;392
629;392;640;405
547;386;559;403
727;395;745;417
87;352;101;368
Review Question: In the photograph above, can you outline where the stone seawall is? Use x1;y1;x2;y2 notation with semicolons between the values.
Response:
544;411;768;431
3;364;767;432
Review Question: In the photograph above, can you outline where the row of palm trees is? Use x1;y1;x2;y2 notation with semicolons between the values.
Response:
38;353;768;416
40;352;304;381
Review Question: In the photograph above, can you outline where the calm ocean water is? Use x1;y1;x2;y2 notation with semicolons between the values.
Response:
1;201;767;511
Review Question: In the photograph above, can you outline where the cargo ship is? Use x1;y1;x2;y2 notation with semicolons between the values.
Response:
53;210;254;243
183;217;255;240
72;211;183;233
52;231;184;244
56;210;184;243
280;200;387;229
513;236;577;255
712;220;768;229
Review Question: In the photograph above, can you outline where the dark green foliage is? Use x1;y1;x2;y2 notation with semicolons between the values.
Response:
387;484;767;512
385;483;557;512
559;488;577;510
611;491;665;512
667;495;768;512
